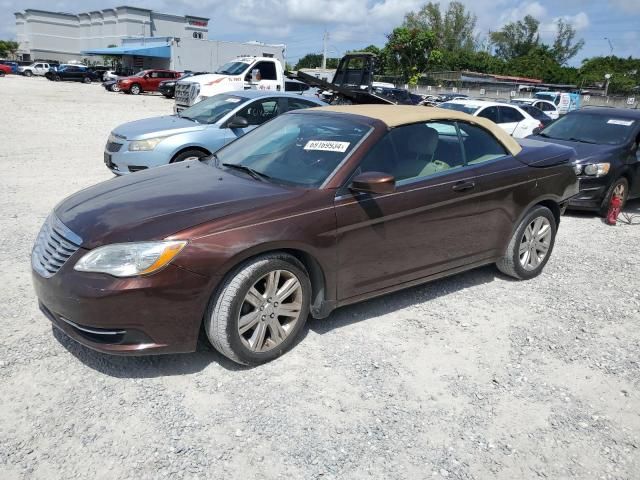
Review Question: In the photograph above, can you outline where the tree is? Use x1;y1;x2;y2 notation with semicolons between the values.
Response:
294;53;339;70
403;2;476;52
0;40;19;59
551;19;584;65
490;15;540;60
385;27;435;83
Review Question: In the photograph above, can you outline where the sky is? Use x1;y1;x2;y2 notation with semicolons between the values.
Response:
2;0;639;66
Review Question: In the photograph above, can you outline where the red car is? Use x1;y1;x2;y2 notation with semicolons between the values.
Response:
117;69;180;95
0;64;12;76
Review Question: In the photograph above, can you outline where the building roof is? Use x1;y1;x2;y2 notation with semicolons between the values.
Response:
314;104;522;155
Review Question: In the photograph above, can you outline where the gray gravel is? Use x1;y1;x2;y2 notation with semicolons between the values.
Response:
1;76;639;480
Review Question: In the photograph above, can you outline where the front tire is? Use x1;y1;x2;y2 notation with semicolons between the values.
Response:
599;177;628;217
497;205;557;280
205;253;311;365
82;76;91;84
170;149;208;163
24;70;32;77
130;83;141;95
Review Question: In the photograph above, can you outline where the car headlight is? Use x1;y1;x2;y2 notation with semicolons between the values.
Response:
74;241;187;277
164;82;175;87
128;137;167;151
583;163;610;177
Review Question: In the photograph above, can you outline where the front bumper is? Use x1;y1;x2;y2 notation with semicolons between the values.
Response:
567;176;609;210
33;257;216;355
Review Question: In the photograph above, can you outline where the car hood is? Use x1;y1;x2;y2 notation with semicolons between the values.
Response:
112;115;205;140
54;161;296;249
529;136;621;163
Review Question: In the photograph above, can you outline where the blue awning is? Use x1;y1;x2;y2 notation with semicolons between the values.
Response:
81;44;170;58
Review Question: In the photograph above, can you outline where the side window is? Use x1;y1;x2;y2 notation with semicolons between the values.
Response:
499;106;524;123
477;106;499;123
359;121;464;183
236;98;279;126
253;61;277;81
457;122;508;165
286;98;319;111
150;71;160;78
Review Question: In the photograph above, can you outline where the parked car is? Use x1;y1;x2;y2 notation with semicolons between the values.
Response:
158;72;208;98
33;105;578;365
117;69;181;95
0;61;19;74
0;64;11;76
439;99;544;138
18;62;55;76
511;98;560;120
45;65;100;83
530;107;640;215
104;90;325;175
88;65;110;81
517;104;554;128
102;79;120;92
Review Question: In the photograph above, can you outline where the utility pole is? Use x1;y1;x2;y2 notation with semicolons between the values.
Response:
322;30;328;70
604;37;613;56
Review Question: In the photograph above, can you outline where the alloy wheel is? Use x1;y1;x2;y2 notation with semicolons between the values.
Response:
237;269;303;353
519;216;552;271
613;182;626;200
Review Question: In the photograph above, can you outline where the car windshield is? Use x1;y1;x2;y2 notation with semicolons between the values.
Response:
208;113;372;188
439;102;480;115
134;71;147;77
179;94;247;124
539;112;636;145
215;62;249;75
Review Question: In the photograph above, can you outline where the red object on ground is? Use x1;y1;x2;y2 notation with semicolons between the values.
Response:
606;195;622;225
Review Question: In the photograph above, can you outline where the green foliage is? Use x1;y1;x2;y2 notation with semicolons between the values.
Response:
490;15;540;60
404;1;476;52
294;53;339;70
385;26;435;81
0;40;19;58
579;56;640;93
551;19;585;65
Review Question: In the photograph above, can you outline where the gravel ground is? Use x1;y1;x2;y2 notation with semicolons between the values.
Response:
1;75;639;480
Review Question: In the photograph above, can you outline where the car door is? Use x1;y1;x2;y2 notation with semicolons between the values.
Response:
146;71;163;90
334;121;490;300
34;63;46;75
499;106;531;137
249;61;281;91
224;97;285;141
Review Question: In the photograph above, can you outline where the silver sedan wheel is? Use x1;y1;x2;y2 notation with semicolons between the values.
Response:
613;182;626;199
237;270;303;353
519;216;552;271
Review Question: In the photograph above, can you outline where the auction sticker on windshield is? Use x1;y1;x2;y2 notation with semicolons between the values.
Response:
304;140;350;152
607;119;634;126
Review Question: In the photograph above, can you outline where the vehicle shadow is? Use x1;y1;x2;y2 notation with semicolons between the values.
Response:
307;264;500;335
53;264;501;378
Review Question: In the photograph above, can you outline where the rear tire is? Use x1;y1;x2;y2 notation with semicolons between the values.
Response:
497;205;557;280
205;253;311;365
599;177;628;217
170;149;208;163
130;83;141;95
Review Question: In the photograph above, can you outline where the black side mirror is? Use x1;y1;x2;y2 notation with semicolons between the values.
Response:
227;115;249;129
350;172;396;194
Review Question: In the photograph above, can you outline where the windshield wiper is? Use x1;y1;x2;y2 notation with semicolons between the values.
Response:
222;163;271;181
537;132;554;138
568;137;597;144
180;115;199;123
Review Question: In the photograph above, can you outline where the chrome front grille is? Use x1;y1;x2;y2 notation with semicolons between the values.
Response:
174;83;193;107
32;214;82;278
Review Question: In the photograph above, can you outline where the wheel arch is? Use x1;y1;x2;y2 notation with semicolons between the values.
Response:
169;145;212;163
204;244;333;321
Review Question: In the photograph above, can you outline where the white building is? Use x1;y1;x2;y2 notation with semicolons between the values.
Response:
15;6;209;62
14;6;285;72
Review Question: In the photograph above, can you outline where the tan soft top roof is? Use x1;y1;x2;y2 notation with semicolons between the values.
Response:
313;104;522;156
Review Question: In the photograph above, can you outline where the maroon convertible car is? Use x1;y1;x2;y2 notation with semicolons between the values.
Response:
32;105;578;365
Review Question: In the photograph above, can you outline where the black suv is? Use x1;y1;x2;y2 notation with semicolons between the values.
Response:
45;65;100;83
158;72;208;98
530;107;640;215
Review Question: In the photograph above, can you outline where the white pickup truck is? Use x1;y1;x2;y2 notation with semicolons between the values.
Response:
18;62;53;77
174;56;285;112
